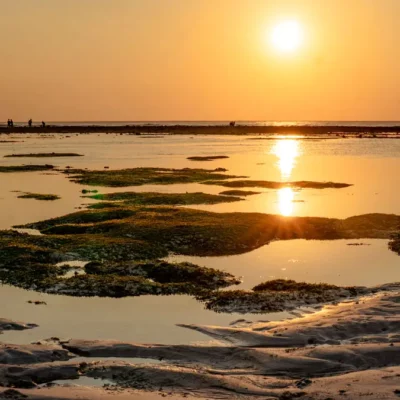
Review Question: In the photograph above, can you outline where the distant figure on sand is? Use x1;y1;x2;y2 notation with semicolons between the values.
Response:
7;119;10;127
8;119;14;128
28;119;33;127
41;121;46;128
229;121;236;127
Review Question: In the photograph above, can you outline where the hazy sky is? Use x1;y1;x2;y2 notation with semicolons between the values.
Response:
1;0;400;121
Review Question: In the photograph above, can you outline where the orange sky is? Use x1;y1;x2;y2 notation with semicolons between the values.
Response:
1;0;400;122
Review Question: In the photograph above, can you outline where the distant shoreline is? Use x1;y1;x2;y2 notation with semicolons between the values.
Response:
1;124;400;135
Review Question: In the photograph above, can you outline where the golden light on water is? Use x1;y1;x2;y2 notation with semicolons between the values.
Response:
272;139;301;216
272;139;300;179
278;187;294;216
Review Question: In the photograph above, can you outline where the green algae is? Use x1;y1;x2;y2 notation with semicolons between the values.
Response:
205;180;352;189
17;193;60;201
81;189;98;194
5;153;83;158
19;208;400;258
65;167;241;187
2;205;400;302
86;191;242;206
389;234;400;255
84;260;240;289
0;231;239;298
196;280;368;314
0;165;54;173
187;156;229;161
219;190;261;196
253;279;349;294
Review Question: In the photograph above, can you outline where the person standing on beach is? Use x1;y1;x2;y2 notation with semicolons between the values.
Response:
28;119;33;127
7;119;10;127
10;119;14;128
41;121;46;128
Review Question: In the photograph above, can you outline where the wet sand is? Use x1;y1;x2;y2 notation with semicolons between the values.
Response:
1;291;399;399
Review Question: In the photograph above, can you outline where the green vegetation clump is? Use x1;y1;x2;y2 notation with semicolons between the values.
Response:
86;191;242;206
1;206;400;304
205;180;352;189
19;208;400;257
5;153;83;158
17;193;60;201
196;280;368;314
65;167;241;187
220;190;261;196
82;189;98;194
0;231;239;298
85;260;240;289
0;165;54;173
389;233;400;255
253;279;340;293
187;156;229;161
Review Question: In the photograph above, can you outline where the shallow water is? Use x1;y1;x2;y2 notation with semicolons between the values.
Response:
1;133;399;345
0;285;287;345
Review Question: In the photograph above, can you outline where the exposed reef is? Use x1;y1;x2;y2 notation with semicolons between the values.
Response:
0;319;37;334
205;180;352;189
196;280;376;314
0;207;397;300
0;230;239;297
17;193;60;201
2;124;400;135
389;233;400;255
19;209;400;255
86;191;242;206
4;153;83;158
220;190;261;196
0;165;54;173
66;167;239;187
187;155;229;161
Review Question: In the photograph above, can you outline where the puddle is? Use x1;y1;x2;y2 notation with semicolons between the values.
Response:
50;376;113;388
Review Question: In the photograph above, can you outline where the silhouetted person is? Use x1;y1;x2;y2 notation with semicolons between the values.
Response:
7;119;10;127
10;119;14;128
229;121;236;127
42;121;46;128
28;119;33;127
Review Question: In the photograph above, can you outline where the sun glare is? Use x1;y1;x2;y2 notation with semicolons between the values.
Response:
271;139;300;179
271;139;301;216
271;20;303;53
278;188;295;216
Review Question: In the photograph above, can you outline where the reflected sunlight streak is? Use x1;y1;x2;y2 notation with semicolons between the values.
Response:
278;187;294;216
271;140;300;216
272;139;300;179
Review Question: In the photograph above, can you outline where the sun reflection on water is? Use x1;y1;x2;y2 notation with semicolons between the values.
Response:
278;187;294;216
271;140;301;216
272;139;300;179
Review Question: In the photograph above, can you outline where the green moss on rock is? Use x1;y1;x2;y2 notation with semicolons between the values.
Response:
0;165;54;173
17;193;60;201
205;180;352;189
187;156;229;161
5;153;83;158
65;167;241;187
86;191;242;206
220;190;261;196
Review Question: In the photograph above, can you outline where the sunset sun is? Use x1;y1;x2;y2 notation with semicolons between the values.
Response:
271;20;304;53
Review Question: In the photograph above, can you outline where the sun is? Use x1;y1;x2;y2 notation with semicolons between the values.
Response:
271;20;303;53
